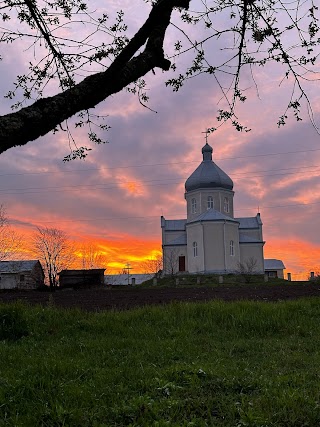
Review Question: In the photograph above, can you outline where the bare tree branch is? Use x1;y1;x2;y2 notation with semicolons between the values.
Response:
32;226;75;289
0;0;191;154
0;205;22;261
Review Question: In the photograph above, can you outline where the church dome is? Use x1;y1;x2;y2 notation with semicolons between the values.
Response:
185;143;233;192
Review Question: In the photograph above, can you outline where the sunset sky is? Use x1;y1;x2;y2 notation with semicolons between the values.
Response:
0;1;320;279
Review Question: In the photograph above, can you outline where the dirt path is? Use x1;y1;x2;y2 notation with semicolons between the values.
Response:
0;283;320;311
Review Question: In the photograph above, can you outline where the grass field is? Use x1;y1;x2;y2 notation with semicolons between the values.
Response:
1;298;320;426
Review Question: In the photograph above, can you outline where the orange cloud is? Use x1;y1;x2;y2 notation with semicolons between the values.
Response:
116;173;147;197
84;237;162;274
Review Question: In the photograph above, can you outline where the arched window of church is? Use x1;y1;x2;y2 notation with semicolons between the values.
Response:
230;240;234;256
191;198;197;214
193;241;198;257
224;197;229;213
207;196;214;210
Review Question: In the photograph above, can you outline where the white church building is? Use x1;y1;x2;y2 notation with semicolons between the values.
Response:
161;142;284;277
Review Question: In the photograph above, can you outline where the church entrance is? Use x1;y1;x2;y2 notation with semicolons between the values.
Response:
179;256;186;272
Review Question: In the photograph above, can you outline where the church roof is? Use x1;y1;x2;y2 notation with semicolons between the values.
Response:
163;234;187;246
187;208;238;224
239;234;263;243
185;143;233;192
236;215;262;229
162;218;186;231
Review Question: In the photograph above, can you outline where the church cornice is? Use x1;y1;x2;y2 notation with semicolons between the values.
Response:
184;187;235;195
186;218;239;226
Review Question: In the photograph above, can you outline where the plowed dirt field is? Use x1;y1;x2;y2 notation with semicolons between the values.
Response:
0;283;319;311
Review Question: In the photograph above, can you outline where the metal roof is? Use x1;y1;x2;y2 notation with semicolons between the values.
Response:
164;233;187;246
0;260;40;273
239;233;263;243
59;269;105;276
236;216;260;229
187;208;238;224
163;219;187;231
185;143;233;192
264;259;286;270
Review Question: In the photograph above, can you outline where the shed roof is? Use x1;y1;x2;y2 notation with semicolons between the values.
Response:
0;260;40;273
59;269;105;276
264;259;286;270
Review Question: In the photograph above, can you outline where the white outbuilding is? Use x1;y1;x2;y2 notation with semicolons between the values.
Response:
0;260;44;289
161;142;283;276
264;259;286;279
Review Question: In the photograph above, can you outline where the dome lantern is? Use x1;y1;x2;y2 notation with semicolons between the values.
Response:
202;143;212;161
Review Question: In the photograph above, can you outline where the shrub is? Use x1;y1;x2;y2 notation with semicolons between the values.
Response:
0;304;29;341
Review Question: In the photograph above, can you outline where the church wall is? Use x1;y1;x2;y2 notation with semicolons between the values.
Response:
163;245;188;275
185;191;201;221
186;223;205;273
202;222;239;272
239;244;264;273
200;189;234;218
217;190;234;219
202;222;225;271
185;188;235;221
223;223;240;271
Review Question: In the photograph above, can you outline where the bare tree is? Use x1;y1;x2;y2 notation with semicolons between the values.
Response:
0;0;318;158
32;227;75;290
163;249;180;277
236;257;258;283
77;243;107;270
0;205;22;261
141;255;163;279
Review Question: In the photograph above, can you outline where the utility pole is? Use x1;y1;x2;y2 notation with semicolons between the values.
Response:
124;262;132;286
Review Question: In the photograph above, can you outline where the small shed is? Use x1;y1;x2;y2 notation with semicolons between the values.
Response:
58;269;105;288
264;259;286;279
0;260;45;290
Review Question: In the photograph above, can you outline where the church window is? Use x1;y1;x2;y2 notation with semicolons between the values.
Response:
193;241;198;257
207;196;214;209
230;240;234;256
191;198;197;214
224;197;229;213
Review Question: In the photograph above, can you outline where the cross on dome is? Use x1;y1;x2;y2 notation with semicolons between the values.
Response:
201;128;210;144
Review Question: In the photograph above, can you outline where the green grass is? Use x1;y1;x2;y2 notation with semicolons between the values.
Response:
1;299;320;426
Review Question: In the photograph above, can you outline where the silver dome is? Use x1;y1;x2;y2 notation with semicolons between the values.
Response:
185;143;233;192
